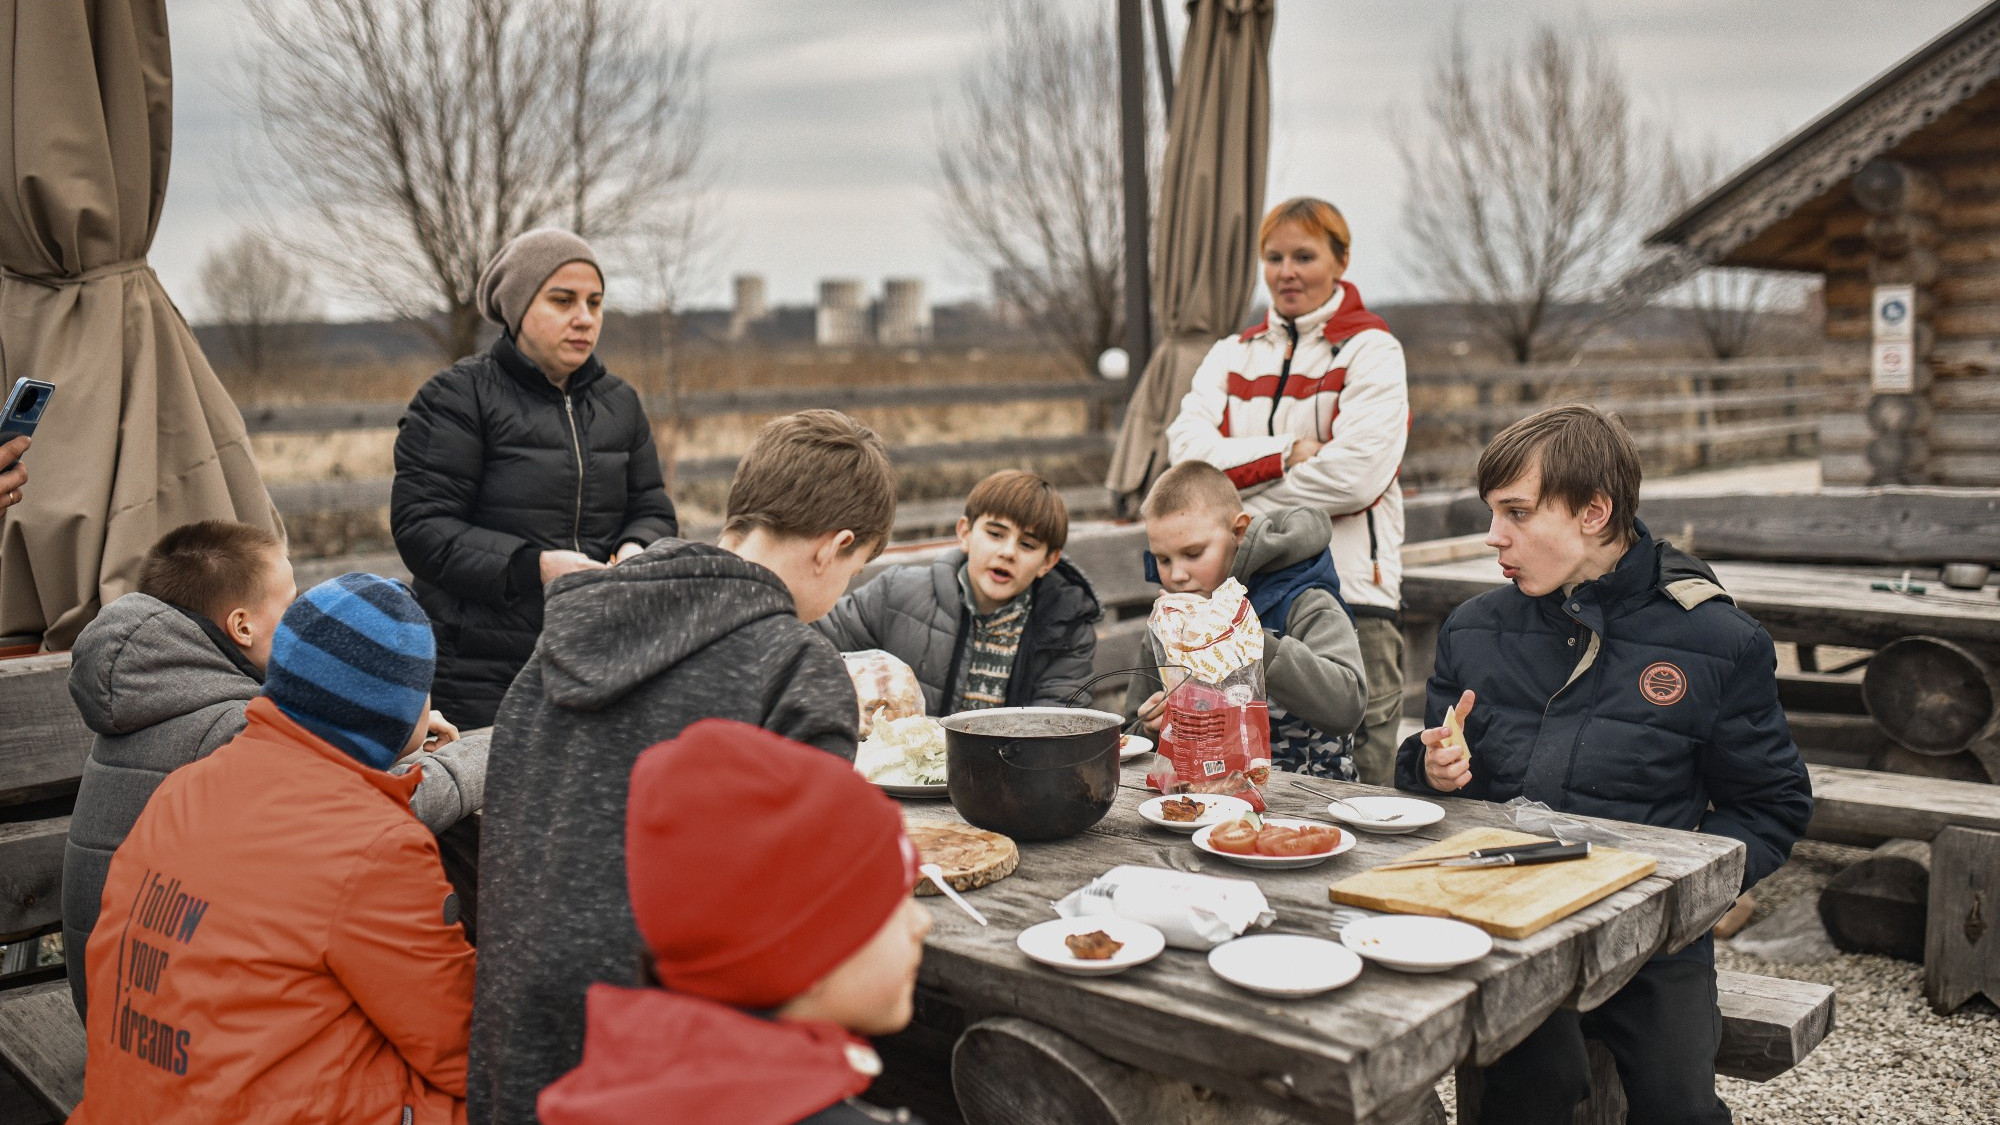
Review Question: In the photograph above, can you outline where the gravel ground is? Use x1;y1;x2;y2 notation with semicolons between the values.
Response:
1437;840;2000;1123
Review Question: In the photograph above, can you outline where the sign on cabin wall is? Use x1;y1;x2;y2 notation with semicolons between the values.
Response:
1872;284;1916;394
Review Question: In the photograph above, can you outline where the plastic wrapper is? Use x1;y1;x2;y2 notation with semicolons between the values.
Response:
1503;797;1633;846
1053;864;1274;950
841;649;925;739
854;715;948;787
1143;579;1272;810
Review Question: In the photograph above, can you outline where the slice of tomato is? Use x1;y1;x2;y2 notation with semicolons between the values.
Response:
1255;824;1301;855
1258;824;1342;857
1208;818;1262;855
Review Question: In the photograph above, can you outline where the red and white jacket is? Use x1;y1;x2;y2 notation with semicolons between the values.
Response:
1166;281;1408;612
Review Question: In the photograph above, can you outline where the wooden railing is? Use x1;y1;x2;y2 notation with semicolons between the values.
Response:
247;357;1836;518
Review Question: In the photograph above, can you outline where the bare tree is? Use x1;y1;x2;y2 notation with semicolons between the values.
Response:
243;0;708;360
1393;22;1649;364
935;0;1156;375
198;232;321;382
1656;140;1815;359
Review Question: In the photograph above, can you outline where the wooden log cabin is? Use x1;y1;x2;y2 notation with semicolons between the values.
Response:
1649;0;2000;487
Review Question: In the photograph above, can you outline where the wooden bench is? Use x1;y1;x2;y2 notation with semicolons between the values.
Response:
0;982;83;1123
1456;970;1835;1123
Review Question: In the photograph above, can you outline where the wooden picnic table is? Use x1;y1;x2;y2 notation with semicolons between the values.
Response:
896;762;1743;1125
1400;555;2000;652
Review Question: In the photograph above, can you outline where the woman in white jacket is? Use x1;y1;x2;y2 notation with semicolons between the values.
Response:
1165;197;1408;785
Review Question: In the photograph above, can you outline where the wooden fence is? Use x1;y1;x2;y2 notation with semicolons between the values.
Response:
247;357;1837;519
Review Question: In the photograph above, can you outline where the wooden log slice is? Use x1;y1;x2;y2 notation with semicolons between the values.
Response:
1862;636;1999;755
906;821;1018;896
1818;838;1932;962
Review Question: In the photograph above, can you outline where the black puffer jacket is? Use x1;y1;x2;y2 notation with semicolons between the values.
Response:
813;550;1102;713
392;334;677;727
1396;524;1812;913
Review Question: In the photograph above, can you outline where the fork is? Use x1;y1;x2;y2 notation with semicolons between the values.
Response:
1292;780;1405;822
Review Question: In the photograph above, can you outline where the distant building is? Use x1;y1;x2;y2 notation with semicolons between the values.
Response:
816;279;867;347
877;278;932;346
1647;4;2000;487
729;274;769;341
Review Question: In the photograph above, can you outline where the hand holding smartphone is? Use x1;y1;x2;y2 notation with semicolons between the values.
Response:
0;379;53;515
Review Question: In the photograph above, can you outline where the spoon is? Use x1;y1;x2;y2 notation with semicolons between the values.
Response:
920;863;988;926
1292;780;1405;823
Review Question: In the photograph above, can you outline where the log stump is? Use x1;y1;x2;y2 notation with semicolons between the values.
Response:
1861;636;2000;783
1818;838;1932;961
951;1016;1445;1125
1926;826;2000;1015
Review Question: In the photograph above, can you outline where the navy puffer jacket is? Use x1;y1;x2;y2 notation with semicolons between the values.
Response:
393;334;678;727
1396;525;1811;900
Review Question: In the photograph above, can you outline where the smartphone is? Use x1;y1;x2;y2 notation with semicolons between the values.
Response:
1;378;55;440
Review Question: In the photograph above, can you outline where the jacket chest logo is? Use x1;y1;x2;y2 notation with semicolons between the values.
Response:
1639;662;1687;706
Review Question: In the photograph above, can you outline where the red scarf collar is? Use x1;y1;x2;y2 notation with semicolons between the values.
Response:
537;985;877;1125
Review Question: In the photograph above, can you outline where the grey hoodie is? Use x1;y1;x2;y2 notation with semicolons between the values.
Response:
1126;507;1369;742
469;537;858;1125
62;592;487;1019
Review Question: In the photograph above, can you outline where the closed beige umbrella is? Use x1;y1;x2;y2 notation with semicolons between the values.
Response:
1107;0;1273;501
0;0;278;650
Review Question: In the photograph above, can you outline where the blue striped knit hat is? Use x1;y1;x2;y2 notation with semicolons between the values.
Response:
263;574;436;770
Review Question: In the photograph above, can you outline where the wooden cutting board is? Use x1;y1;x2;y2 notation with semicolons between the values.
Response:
1328;827;1657;939
907;820;1018;896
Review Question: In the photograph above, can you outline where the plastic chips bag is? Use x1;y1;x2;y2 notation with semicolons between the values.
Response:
841;649;925;740
1143;579;1272;810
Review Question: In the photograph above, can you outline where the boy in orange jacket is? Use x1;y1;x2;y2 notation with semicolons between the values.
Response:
536;719;931;1125
70;573;476;1125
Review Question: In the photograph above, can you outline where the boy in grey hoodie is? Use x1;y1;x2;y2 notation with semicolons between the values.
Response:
469;410;901;1125
1127;461;1369;779
62;521;478;1018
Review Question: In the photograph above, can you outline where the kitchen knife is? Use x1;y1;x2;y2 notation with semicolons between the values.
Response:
1371;839;1581;871
1437;841;1593;868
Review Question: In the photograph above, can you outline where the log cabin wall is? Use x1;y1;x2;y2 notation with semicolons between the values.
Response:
1818;99;2000;487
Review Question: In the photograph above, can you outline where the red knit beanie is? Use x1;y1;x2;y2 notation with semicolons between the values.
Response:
626;719;919;1010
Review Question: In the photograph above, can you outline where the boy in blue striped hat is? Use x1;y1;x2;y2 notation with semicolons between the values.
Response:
71;573;477;1124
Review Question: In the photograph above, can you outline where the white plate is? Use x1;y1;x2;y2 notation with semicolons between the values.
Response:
1321;795;1445;835
1191;817;1355;869
1138;793;1254;833
1339;915;1493;973
1208;934;1363;997
1118;734;1154;760
1016;916;1167;976
876;780;948;798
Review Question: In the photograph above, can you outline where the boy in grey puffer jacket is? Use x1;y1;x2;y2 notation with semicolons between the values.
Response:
815;470;1100;714
62;522;480;1019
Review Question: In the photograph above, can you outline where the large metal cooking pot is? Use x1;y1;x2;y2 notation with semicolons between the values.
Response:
942;706;1122;841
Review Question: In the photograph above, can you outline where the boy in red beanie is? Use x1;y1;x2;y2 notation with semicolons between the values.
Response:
536;719;932;1125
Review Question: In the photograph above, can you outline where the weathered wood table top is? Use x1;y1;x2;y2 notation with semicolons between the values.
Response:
901;764;1743;1125
1400;555;2000;650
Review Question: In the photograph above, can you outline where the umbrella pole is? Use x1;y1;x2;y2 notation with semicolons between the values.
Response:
1117;0;1154;392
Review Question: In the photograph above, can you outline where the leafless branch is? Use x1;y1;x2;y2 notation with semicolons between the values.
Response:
934;0;1157;375
242;0;709;360
1392;21;1650;364
197;232;321;381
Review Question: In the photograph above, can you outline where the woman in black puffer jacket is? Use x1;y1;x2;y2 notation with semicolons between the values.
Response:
393;229;678;728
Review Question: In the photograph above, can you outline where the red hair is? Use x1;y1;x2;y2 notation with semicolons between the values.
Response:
1259;197;1351;263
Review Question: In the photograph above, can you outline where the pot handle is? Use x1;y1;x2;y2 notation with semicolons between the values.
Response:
1058;664;1196;714
994;738;1118;773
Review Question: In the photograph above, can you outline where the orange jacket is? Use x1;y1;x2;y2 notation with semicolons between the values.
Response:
70;697;476;1125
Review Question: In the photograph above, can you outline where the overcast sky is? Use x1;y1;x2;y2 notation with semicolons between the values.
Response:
154;0;1978;319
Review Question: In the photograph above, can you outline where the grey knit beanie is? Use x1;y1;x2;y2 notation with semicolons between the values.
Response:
476;229;603;336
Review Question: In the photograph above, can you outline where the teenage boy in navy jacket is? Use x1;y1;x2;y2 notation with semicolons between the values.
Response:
1397;404;1811;1125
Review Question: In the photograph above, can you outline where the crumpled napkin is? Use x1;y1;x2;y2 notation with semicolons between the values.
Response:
1053;864;1275;950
